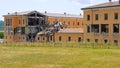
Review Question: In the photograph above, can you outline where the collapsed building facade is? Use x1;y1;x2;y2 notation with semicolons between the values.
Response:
3;11;83;43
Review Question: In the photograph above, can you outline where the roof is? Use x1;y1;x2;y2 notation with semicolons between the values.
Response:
57;28;83;34
3;10;42;16
3;11;83;18
43;13;83;18
82;1;120;10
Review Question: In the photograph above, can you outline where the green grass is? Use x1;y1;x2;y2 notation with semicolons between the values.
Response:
0;43;120;68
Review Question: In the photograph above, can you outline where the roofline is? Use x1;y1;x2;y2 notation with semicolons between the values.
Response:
47;16;83;19
56;32;84;34
81;5;120;10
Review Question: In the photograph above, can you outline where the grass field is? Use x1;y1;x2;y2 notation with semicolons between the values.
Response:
0;43;120;68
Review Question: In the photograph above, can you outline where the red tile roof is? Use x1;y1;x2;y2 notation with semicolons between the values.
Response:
82;1;120;10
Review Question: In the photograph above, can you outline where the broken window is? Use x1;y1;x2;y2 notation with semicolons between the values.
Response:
113;24;119;33
101;24;109;33
91;24;99;33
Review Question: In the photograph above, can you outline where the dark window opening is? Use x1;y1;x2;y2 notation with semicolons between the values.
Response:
95;39;98;43
101;24;109;33
95;14;99;20
78;37;81;42
87;39;90;42
50;36;53;41
43;37;45;40
68;37;71;42
114;40;118;45
104;40;108;43
87;15;90;21
91;24;99;33
59;36;62;41
87;26;90;33
113;24;119;33
104;13;108;20
114;13;118;20
77;22;80;25
38;37;39;40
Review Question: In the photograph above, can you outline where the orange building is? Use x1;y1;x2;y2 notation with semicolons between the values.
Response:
82;0;120;44
3;11;83;43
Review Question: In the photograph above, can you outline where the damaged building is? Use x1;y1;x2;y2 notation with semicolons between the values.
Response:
3;11;83;43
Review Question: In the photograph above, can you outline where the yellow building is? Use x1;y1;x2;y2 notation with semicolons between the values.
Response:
54;28;83;42
82;0;120;44
3;11;83;43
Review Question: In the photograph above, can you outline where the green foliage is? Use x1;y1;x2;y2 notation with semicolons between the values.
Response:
0;32;4;39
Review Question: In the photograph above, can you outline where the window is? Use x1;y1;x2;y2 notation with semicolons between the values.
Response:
78;37;81;42
87;15;90;21
87;26;90;33
68;22;70;25
68;37;71;42
104;13;108;20
101;24;109;33
23;20;25;24
38;37;40;40
114;40;118;45
43;37;45;40
114;13;118;20
104;40;108;43
95;14;99;20
87;39;90;42
95;39;98;43
77;22;80;25
113;24;119;33
19;20;21;24
50;36;53;41
59;36;62;41
91;25;99;33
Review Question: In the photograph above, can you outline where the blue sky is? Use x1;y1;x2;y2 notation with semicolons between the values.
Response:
0;0;118;20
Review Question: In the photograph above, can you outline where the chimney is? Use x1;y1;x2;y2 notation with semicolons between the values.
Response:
80;13;82;16
8;13;10;15
45;11;47;14
64;12;66;15
109;0;111;2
